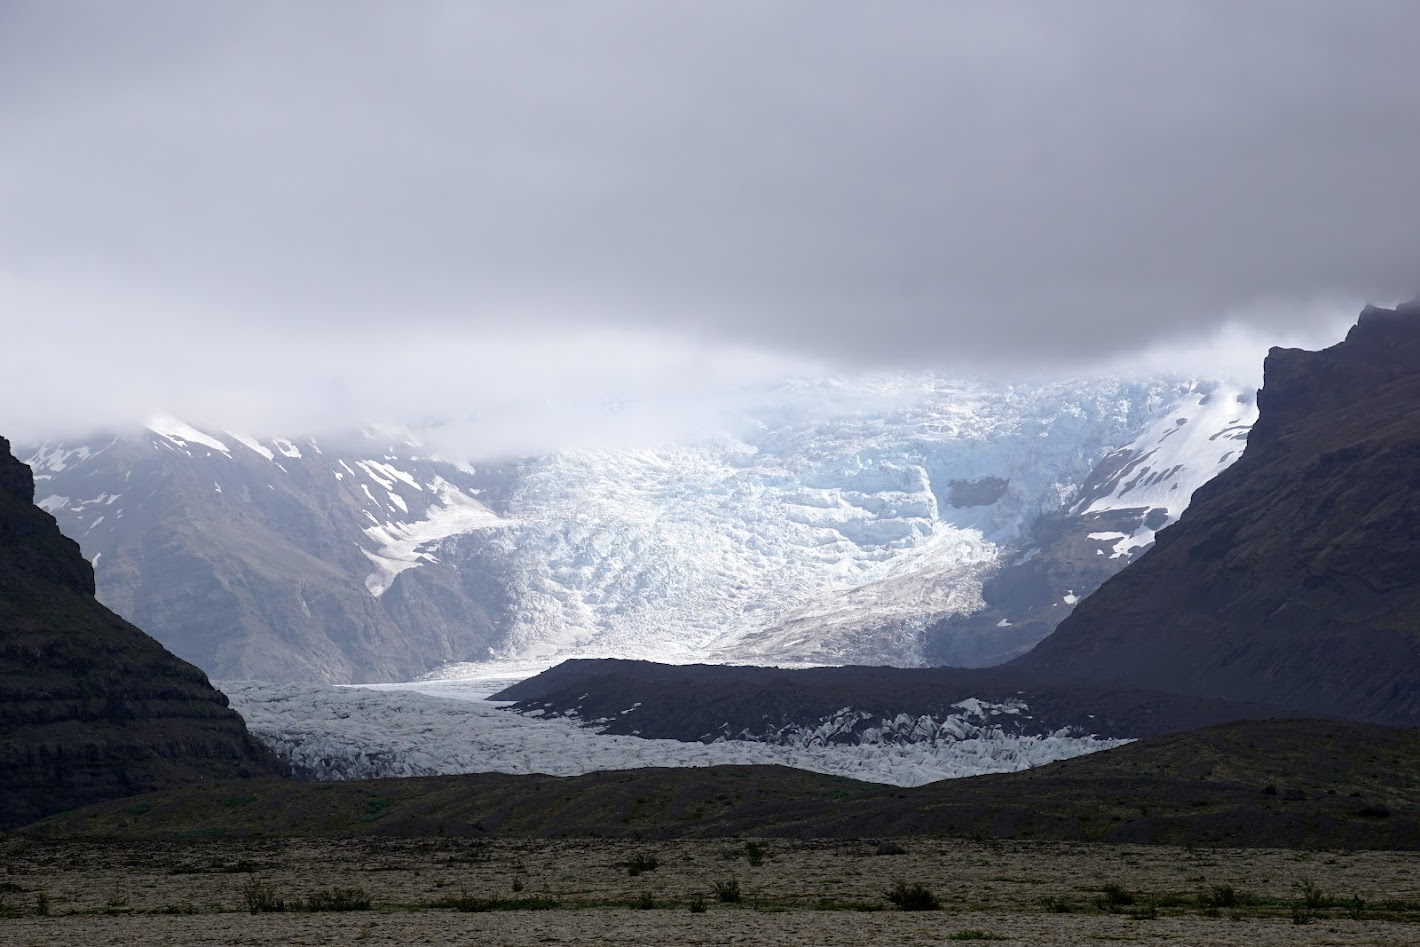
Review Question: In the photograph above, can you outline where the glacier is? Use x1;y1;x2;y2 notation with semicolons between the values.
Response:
434;374;1256;672
28;371;1255;682
223;680;1131;787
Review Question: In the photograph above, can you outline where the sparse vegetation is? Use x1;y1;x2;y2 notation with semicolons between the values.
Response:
439;892;560;912
1291;880;1326;924
947;931;1008;941
1097;882;1135;910
241;877;370;913
8;833;1420;942
744;841;767;866
304;887;371;912
240;877;285;914
626;852;659;876
1199;883;1240;909
885;880;940;911
713;879;742;903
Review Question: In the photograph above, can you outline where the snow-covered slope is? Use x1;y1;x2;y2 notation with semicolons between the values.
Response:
223;680;1129;786
1070;380;1257;559
28;372;1254;682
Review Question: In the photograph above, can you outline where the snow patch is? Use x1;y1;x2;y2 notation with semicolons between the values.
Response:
1078;382;1256;523
361;477;507;596
227;432;275;460
147;416;231;455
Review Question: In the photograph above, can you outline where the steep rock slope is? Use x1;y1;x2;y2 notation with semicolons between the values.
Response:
0;436;283;828
1016;303;1420;725
28;426;509;683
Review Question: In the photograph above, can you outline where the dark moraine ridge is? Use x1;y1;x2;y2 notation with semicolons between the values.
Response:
491;658;1297;743
1012;302;1420;726
0;435;285;828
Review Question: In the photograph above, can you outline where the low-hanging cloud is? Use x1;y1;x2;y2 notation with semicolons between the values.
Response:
1;1;1414;443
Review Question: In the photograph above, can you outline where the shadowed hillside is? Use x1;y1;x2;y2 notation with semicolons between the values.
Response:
0;436;285;828
1014;303;1420;725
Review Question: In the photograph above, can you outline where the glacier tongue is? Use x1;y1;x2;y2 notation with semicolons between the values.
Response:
222;680;1130;786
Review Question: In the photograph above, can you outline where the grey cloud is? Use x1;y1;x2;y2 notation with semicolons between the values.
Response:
2;1;1416;382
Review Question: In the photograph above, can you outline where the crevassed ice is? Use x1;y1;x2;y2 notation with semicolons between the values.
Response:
223;680;1131;787
449;375;1246;668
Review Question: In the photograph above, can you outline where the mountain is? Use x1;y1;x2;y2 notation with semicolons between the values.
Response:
0;435;284;829
490;657;1294;745
27;374;1254;683
1014;302;1420;726
26;422;510;683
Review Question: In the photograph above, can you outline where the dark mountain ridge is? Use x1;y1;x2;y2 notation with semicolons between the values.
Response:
492;657;1297;744
0;435;285;828
1014;302;1420;725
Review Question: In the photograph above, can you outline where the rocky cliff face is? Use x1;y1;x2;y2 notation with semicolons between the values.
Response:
1015;303;1420;726
0;436;285;828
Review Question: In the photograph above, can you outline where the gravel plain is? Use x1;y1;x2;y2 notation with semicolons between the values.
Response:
3;835;1418;946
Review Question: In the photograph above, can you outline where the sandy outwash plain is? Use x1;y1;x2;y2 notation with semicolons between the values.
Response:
2;835;1418;946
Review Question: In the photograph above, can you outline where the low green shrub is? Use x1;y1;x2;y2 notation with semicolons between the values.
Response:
627;853;659;876
304;887;371;912
714;879;742;903
1098;883;1135;911
240;877;285;914
885;881;940;911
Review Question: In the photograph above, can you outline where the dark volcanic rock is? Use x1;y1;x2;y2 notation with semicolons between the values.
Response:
0;436;285;828
1014;303;1420;726
492;657;1295;744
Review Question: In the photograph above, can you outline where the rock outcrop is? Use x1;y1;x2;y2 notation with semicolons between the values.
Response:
1014;302;1420;726
0;436;285;828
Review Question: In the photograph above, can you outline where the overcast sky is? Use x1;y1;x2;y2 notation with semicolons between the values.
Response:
2;1;1414;450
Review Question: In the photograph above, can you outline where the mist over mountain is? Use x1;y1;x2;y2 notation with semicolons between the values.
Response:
27;372;1253;684
1014;302;1420;726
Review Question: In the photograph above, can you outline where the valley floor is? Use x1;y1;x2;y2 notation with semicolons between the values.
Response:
2;836;1418;946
